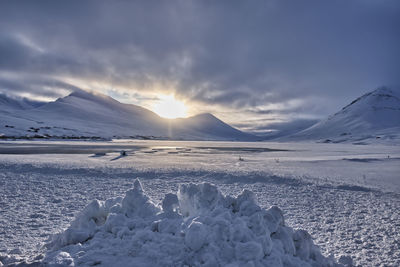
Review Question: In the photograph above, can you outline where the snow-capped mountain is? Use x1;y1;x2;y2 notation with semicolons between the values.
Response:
285;86;400;143
0;90;257;141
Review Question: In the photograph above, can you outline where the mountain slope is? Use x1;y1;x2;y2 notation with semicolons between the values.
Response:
285;86;400;143
171;113;257;140
0;90;257;141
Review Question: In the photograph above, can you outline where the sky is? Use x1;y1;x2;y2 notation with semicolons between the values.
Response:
0;0;399;135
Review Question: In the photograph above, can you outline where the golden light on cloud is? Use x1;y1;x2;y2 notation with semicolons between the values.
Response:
153;94;187;119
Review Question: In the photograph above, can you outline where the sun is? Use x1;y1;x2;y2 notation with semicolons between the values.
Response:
153;94;187;119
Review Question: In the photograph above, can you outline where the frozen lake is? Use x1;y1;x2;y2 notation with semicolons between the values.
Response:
1;140;399;192
0;140;399;266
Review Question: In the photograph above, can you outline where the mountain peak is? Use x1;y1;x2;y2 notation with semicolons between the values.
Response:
341;86;400;112
372;86;395;95
68;90;110;101
60;90;127;110
68;90;92;98
192;113;216;119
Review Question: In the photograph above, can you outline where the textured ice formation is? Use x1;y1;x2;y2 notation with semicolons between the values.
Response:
42;180;346;267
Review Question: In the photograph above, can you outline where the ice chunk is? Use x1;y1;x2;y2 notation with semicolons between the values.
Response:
178;182;221;217
121;179;159;219
293;229;313;260
162;193;179;214
52;251;74;266
185;221;207;251
235;241;263;261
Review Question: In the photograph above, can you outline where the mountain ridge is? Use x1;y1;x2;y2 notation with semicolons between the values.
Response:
0;90;258;141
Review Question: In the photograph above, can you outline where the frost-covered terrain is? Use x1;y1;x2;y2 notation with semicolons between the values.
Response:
0;140;399;266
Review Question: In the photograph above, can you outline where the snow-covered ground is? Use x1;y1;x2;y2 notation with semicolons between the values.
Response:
0;140;399;266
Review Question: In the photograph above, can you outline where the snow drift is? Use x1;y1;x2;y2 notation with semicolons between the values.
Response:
41;180;346;267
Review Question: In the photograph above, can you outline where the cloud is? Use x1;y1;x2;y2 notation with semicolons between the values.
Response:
0;73;82;99
0;0;399;132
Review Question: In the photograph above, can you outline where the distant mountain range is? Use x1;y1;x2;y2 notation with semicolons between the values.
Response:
0;90;258;141
1;87;399;143
282;86;400;143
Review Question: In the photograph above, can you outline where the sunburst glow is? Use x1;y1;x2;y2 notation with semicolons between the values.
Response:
153;94;187;119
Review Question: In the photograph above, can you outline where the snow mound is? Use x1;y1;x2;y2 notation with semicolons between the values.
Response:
43;180;345;267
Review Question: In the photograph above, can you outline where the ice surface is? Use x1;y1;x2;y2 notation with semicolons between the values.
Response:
40;180;342;267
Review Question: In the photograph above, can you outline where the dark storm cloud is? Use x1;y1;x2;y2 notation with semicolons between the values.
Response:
0;35;36;70
0;0;399;130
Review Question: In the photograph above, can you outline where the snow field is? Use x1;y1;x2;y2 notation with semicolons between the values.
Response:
0;163;399;266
